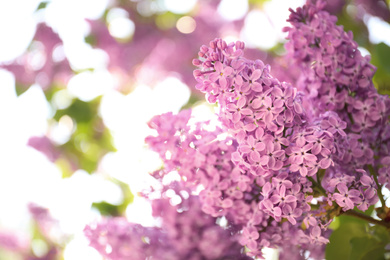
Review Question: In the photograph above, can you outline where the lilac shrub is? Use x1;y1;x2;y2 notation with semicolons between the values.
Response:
85;0;390;259
147;1;388;259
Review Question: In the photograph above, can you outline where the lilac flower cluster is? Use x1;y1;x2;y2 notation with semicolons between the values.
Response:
169;1;387;257
147;108;336;258
284;1;389;205
85;183;249;260
147;110;246;221
192;37;343;257
87;1;389;259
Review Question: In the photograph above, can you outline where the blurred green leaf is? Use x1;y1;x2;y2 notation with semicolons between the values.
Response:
54;98;99;123
326;222;367;260
85;34;97;46
248;0;270;7
375;43;390;72
92;201;121;216
92;180;134;216
180;94;202;110
53;97;116;173
327;211;390;260
361;247;387;260
370;43;390;95
155;12;179;30
350;236;384;260
55;158;73;178
337;12;369;47
371;225;390;243
15;83;29;96
36;2;49;11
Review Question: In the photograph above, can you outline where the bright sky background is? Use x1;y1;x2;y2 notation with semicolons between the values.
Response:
0;0;389;259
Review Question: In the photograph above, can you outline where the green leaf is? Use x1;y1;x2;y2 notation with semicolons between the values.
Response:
53;97;116;173
92;201;121;216
92;179;134;216
371;225;390;243
349;236;384;260
248;0;271;7
36;1;49;11
370;43;390;95
180;94;202;110
54;98;100;123
375;43;390;73
361;247;386;260
327;213;390;260
338;213;369;226
336;13;369;47
326;222;367;260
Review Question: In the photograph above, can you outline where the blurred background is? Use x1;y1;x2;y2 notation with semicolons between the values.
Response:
0;0;389;259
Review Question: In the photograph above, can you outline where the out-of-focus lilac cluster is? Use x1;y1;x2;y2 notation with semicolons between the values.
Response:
146;105;335;258
85;183;250;260
354;0;390;21
0;203;62;260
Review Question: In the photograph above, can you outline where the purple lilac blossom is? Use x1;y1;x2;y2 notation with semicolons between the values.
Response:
192;36;341;257
354;0;390;22
0;23;71;90
284;0;387;208
0;204;62;260
89;1;388;258
28;136;60;162
85;183;249;260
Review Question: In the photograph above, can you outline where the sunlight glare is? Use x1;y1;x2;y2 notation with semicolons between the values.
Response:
218;0;248;21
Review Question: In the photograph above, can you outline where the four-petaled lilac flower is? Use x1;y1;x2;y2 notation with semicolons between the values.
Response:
282;204;302;225
251;88;273;109
263;142;285;170
242;69;263;92
321;115;347;137
241;227;260;250
209;61;234;87
227;96;252;123
333;183;361;210
261;199;282;220
310;226;329;244
305;131;332;155
272;84;294;108
270;185;297;206
240;135;265;162
289;143;317;165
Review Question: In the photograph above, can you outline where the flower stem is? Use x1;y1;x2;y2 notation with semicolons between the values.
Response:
368;164;386;209
308;176;327;196
342;210;390;229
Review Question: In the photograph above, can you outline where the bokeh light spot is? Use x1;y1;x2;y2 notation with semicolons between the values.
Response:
109;17;135;41
218;0;248;21
163;0;197;14
241;10;278;50
52;44;66;63
176;16;196;34
67;70;115;102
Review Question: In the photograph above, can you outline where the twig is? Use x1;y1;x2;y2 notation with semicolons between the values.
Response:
342;210;390;229
368;164;386;209
308;176;327;196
